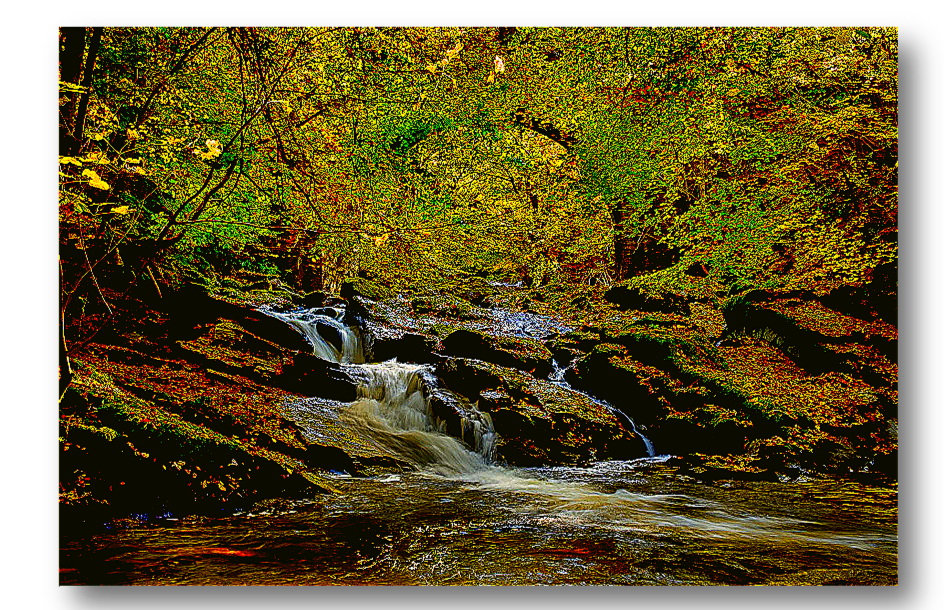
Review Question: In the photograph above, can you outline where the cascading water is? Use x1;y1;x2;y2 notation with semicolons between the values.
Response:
266;306;364;364
549;357;656;458
617;409;655;457
268;306;496;475
341;361;494;475
61;305;899;586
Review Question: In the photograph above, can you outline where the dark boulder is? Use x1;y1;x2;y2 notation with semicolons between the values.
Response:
441;329;553;377
563;345;662;421
435;357;639;465
369;329;439;364
278;353;358;401
315;321;344;355
604;286;688;314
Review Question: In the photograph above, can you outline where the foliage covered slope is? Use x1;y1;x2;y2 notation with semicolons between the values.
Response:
59;27;897;510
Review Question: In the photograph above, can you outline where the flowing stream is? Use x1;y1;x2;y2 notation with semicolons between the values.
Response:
59;306;898;585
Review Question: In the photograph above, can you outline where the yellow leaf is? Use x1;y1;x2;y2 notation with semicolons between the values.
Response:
59;156;83;166
84;151;109;164
426;64;437;74
81;169;110;190
127;128;139;140
194;139;223;160
110;205;132;215
487;72;495;84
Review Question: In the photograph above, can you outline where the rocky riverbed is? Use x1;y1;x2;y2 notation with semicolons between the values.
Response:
59;272;897;520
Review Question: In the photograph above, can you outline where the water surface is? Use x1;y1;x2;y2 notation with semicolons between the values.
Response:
60;459;897;586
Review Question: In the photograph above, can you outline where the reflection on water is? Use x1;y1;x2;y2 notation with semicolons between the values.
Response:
62;307;896;585
60;459;897;585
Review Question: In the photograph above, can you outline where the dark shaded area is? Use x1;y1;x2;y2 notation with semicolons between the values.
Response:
512;108;578;150
820;260;898;326
604;286;688;314
442;329;552;377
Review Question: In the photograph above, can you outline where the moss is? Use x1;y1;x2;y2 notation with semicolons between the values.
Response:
62;347;344;516
764;298;897;341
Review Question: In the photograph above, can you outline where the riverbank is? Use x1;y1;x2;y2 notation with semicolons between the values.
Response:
59;271;897;523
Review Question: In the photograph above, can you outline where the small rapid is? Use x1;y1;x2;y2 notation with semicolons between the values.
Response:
268;306;496;476
341;360;494;476
59;304;898;586
265;306;364;364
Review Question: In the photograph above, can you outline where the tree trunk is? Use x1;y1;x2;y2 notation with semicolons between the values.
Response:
59;27;86;83
64;27;102;156
611;204;631;282
611;202;680;281
59;27;86;154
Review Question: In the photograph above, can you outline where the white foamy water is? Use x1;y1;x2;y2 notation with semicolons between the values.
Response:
265;306;364;363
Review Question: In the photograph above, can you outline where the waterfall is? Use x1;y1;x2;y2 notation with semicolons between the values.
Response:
270;306;495;475
342;361;495;475
618;410;655;458
273;306;653;476
550;358;656;458
266;307;364;364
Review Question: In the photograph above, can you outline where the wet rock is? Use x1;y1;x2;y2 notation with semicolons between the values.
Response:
315;321;344;355
286;396;412;475
359;320;439;364
300;291;328;309
563;345;663;420
441;329;553;377
278;353;358;401
436;357;638;465
418;370;494;454
561;341;771;459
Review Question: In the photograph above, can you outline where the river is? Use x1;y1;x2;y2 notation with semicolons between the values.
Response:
59;305;897;585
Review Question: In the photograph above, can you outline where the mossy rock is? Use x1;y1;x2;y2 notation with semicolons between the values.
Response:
435;357;640;465
441;329;553;377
